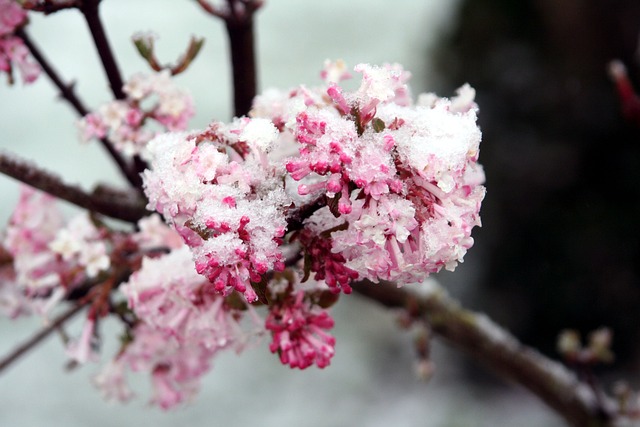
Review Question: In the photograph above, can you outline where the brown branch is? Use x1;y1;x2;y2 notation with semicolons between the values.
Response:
16;28;88;115
16;28;142;188
197;0;261;117
351;280;616;427
21;0;80;14
225;17;257;117
78;0;150;183
0;152;148;223
80;0;125;100
0;302;86;374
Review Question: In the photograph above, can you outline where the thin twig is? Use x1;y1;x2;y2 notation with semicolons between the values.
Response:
197;0;261;117
16;28;88;115
351;280;616;427
0;152;148;223
80;0;125;100
15;28;141;187
78;1;150;182
0;302;86;374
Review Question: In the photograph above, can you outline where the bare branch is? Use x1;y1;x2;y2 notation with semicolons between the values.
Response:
0;302;86;374
79;0;125;100
225;17;257;117
351;280;616;427
0;152;148;223
196;0;261;117
16;28;142;188
79;2;152;182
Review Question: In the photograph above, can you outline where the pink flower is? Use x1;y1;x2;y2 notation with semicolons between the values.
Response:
0;36;40;84
278;63;485;285
4;186;67;301
121;246;259;349
266;291;335;369
79;71;194;156
320;59;351;84
142;121;290;303
110;323;217;409
0;0;26;37
295;226;358;294
2;186;117;315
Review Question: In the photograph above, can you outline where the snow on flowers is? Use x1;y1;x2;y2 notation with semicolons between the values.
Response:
143;60;484;301
2;60;484;408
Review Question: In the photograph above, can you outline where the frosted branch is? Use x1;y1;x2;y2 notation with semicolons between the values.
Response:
0;152;147;223
351;280;616;427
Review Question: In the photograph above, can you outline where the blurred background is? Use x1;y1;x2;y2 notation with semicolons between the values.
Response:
2;0;640;426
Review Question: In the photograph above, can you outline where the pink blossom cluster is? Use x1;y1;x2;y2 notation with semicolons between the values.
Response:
266;289;335;369
78;71;195;156
142;118;290;303
121;245;256;349
1;186;112;316
1;60;484;409
0;0;40;84
94;323;215;409
251;61;485;287
97;243;261;408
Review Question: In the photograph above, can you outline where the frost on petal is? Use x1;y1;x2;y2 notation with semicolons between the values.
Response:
239;117;279;152
279;62;485;286
142;125;290;303
389;102;482;192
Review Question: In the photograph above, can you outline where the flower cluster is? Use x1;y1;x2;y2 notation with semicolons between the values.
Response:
142;118;290;303
1;60;484;410
78;71;194;156
0;0;40;84
121;245;255;349
101;243;262;408
252;61;485;287
1;186;113;316
266;289;335;369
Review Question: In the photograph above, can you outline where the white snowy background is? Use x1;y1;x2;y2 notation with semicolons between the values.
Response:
0;1;564;426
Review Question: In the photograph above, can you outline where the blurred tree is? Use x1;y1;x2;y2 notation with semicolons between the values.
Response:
437;0;640;365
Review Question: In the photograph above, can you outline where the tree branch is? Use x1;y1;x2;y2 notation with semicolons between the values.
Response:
77;1;150;185
21;0;80;15
197;0;261;117
16;28;142;188
80;0;125;100
0;302;86;374
0;152;147;223
225;17;257;117
351;280;616;427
